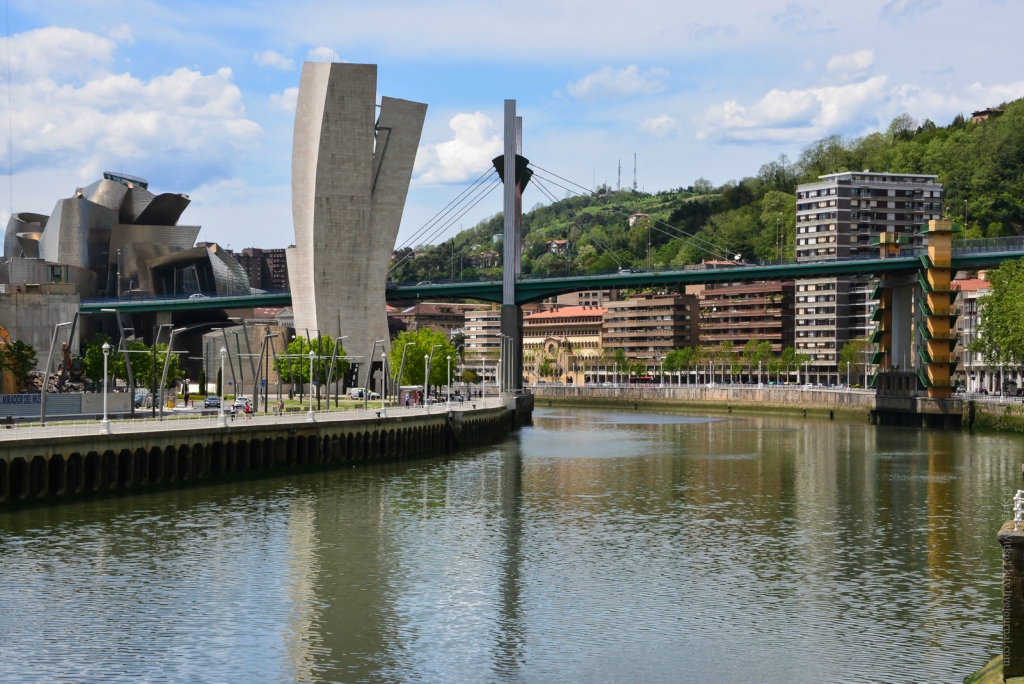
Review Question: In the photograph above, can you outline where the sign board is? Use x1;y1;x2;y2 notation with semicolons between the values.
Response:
261;379;266;387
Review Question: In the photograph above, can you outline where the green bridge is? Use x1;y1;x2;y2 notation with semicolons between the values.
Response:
80;245;1024;314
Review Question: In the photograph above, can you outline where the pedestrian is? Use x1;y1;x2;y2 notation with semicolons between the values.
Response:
244;402;252;420
277;398;284;415
405;395;410;407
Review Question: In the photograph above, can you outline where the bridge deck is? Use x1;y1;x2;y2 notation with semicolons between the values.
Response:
79;248;1024;312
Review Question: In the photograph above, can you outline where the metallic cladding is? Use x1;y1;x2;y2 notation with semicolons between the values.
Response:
133;194;191;226
4;212;48;260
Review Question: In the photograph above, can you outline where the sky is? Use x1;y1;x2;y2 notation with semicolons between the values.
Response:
1;0;1023;251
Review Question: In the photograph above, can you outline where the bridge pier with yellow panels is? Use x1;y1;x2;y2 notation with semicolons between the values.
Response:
916;219;960;398
869;219;960;397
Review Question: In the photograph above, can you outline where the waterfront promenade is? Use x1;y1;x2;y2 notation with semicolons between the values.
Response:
0;397;528;505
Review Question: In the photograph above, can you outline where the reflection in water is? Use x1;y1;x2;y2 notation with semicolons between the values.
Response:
0;407;1018;682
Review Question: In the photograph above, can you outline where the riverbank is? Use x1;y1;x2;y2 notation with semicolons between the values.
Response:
0;394;534;506
529;385;875;419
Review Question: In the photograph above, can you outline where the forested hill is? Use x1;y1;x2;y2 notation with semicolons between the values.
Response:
389;97;1024;283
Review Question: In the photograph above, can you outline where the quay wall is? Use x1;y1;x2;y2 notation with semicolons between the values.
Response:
529;385;875;417
0;397;531;507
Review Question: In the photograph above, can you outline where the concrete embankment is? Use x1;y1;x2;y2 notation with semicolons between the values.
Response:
968;400;1024;433
529;385;875;418
0;394;533;507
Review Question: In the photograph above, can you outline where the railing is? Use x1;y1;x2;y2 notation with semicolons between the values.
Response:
953;236;1024;255
0;398;507;442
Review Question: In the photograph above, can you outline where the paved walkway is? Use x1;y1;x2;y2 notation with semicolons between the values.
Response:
0;398;506;442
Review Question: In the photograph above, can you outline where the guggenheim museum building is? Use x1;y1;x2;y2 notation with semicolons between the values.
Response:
2;171;249;299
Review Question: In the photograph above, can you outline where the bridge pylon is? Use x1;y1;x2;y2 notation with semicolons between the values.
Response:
493;99;532;392
916;219;960;398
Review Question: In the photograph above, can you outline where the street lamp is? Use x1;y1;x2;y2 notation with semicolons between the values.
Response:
424;354;430;411
447;355;452;404
100;342;111;434
396;341;413;405
381;347;388;414
219;347;227;426
427;343;442;400
307;349;316;420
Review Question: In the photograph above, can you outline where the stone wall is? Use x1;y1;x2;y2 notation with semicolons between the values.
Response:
0;292;80;368
529;385;876;415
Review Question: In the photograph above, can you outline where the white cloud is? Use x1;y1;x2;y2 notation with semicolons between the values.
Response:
697;76;890;142
881;0;942;23
253;50;294;70
0;26;261;191
826;49;875;78
639;115;677;137
566;65;668;101
269;87;299;112
107;24;134;45
413;112;502;185
307;46;336;62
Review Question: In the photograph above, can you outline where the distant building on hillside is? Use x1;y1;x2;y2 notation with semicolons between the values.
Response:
972;108;1004;124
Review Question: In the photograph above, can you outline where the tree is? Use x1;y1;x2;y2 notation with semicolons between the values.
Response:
82;334;112;384
275;335;348;387
972;259;1024;364
387;328;455;389
461;369;480;383
839;338;870;384
199;369;206;395
538;357;554;379
0;339;36;392
781;347;797;383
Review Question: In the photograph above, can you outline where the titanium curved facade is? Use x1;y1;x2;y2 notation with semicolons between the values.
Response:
4;212;48;260
290;62;426;383
2;171;248;299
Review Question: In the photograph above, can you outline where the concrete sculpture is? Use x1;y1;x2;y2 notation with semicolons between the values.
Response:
287;62;426;384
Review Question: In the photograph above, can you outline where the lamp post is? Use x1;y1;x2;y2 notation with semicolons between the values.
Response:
447;355;452;404
396;341;413;405
307;349;316;420
427;343;442;401
424;354;430;411
804;360;809;388
381;347;388;413
100;342;111;434
758;359;763;388
219;347;227;426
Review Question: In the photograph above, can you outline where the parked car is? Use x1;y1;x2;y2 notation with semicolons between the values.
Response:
188;293;209;299
134;393;146;409
368;392;381;400
233;396;250;410
204;395;221;408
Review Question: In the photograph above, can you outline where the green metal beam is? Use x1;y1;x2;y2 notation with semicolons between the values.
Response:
79;248;1024;313
80;292;293;314
389;250;1024;304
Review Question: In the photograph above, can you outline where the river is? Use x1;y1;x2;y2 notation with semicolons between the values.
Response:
0;407;1017;682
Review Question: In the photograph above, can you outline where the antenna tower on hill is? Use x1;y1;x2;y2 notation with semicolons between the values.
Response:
632;153;637;192
617;159;621;191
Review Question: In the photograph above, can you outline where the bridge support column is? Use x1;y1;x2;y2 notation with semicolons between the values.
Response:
501;305;523;392
918;219;959;398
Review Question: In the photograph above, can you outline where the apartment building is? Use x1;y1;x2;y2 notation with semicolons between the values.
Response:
795;172;943;262
698;281;795;353
229;247;291;292
463;307;501;383
395;302;482;334
794;277;850;383
951;276;1019;393
555;288;620;307
603;293;699;372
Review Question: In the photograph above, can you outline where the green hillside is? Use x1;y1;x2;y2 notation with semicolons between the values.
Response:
390;98;1024;284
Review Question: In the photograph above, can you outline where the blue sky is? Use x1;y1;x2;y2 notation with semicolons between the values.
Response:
2;0;1023;249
